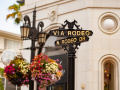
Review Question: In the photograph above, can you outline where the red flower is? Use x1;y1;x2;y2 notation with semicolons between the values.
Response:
4;66;15;74
18;67;21;69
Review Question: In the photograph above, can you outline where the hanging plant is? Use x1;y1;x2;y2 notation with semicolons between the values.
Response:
4;56;30;86
30;53;64;89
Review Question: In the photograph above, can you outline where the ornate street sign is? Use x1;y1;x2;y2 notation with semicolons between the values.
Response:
52;20;93;46
49;20;93;37
49;29;93;37
55;36;89;46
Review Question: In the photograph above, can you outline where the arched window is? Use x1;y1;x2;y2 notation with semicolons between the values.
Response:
98;55;119;90
104;62;114;90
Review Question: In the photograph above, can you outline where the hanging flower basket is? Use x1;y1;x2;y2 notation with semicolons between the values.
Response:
30;53;64;89
4;56;30;86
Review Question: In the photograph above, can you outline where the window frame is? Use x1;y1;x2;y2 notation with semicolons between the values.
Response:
99;55;119;90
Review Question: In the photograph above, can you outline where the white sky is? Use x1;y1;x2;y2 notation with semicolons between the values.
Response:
0;0;21;34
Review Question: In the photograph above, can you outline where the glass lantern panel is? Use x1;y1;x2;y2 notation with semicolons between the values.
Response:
26;28;29;38
21;27;24;38
23;27;27;37
39;33;46;43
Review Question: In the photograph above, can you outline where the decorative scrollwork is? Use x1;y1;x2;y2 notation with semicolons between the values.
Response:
62;43;80;57
29;27;39;40
60;20;82;30
48;10;56;21
24;15;31;27
37;21;44;32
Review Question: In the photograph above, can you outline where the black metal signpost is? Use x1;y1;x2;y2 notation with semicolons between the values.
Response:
49;20;93;90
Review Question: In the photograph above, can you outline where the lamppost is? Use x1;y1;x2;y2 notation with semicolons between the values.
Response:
20;7;47;90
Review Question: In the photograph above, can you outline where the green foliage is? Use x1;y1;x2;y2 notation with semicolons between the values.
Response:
6;3;24;25
0;68;4;76
0;68;4;90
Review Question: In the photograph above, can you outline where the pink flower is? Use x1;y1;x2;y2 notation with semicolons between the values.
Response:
12;72;15;74
56;59;59;61
12;64;15;66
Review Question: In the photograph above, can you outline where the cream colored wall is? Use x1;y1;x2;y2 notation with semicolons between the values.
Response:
0;37;4;50
20;0;120;90
0;31;23;68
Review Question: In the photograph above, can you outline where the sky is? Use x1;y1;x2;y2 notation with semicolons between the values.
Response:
0;0;21;34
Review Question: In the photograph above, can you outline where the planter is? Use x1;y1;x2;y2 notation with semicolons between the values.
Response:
30;53;64;89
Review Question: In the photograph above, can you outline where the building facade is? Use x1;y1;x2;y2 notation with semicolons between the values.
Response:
20;0;120;90
0;30;23;90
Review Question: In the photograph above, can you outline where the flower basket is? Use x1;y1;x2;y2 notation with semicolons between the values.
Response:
30;53;64;89
4;56;30;86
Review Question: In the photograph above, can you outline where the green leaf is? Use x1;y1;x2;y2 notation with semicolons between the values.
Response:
0;68;4;76
0;68;4;90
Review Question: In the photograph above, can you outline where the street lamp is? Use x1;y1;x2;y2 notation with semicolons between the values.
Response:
37;22;47;44
38;31;46;44
20;23;30;40
20;7;46;90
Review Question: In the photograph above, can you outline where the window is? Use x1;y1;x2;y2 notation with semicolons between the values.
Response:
102;59;118;90
4;39;22;52
99;55;119;90
104;62;114;90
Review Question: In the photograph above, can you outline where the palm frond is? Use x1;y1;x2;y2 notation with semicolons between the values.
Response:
17;12;22;20
8;4;19;12
6;14;13;20
7;3;24;24
15;18;21;24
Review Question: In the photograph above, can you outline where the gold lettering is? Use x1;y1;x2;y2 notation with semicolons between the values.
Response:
65;39;68;44
53;31;58;35
61;31;64;35
79;37;85;41
68;39;71;43
71;38;74;43
81;31;85;36
74;38;77;42
85;31;90;36
79;37;82;41
77;31;80;35
83;36;85;41
68;31;71;36
72;31;76;36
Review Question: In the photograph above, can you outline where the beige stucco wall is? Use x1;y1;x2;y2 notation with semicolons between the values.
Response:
0;30;23;68
20;0;120;90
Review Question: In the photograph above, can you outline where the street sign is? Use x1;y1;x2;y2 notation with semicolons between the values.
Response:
49;29;93;37
55;36;89;46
